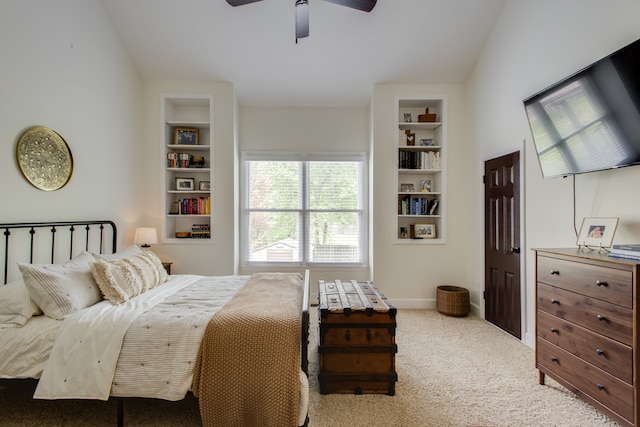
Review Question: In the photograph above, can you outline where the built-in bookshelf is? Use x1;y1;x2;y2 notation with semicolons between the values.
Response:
161;94;213;243
396;97;446;243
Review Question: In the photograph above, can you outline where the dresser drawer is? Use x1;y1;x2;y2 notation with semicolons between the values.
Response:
537;338;633;422
537;256;632;308
537;283;632;345
537;310;632;383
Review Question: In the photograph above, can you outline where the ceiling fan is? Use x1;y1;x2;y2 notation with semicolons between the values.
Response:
226;0;377;42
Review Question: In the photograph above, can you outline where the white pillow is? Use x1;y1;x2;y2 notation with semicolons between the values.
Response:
91;245;143;261
18;251;102;320
0;279;43;328
90;251;168;305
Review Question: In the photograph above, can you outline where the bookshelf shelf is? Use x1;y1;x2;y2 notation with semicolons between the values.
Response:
161;94;214;243
395;97;447;243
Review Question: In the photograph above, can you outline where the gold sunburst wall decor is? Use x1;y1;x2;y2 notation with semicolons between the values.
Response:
16;126;73;191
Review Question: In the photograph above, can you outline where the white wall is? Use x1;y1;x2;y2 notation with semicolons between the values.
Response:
372;84;475;308
238;106;371;296
0;0;142;269
467;0;640;345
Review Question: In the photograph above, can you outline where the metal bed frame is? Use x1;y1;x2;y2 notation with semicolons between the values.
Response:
0;219;310;426
1;220;117;284
0;220;124;423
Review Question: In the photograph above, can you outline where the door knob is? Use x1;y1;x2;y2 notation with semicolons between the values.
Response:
510;246;520;254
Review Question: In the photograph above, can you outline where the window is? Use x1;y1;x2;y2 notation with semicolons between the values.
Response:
241;152;367;267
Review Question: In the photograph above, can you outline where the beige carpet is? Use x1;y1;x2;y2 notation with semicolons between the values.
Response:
0;308;621;426
308;308;620;427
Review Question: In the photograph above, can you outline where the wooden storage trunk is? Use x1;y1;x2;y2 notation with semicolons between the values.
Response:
318;279;397;395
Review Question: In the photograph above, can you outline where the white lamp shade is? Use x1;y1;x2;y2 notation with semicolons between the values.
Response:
134;227;158;247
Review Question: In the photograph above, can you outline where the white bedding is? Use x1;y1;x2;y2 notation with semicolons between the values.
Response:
0;315;60;379
111;274;248;399
0;272;309;424
34;274;248;400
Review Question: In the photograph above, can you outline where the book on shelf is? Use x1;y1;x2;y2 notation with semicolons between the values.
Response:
167;152;192;168
398;150;440;170
397;195;439;215
169;196;211;215
191;223;211;238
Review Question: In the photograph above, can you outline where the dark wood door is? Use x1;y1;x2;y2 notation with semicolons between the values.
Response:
484;151;521;339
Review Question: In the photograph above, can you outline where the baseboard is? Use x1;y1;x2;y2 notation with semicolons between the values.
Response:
524;331;534;347
389;299;482;313
388;298;435;309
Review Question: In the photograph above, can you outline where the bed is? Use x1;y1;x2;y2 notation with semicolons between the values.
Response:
0;220;310;427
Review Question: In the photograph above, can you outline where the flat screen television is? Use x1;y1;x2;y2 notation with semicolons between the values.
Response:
524;38;640;178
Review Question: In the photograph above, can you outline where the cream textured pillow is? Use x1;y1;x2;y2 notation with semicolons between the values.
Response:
91;245;143;261
0;279;43;327
18;251;101;320
90;251;168;305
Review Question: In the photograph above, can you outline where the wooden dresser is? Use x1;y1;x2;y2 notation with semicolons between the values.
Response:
535;248;639;426
318;279;397;395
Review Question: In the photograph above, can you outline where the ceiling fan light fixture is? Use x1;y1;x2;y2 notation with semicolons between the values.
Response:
295;0;309;41
227;0;376;43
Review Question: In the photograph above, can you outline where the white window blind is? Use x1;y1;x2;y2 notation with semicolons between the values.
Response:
241;153;366;266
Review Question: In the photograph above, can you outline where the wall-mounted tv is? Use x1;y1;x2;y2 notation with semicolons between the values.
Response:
524;38;640;178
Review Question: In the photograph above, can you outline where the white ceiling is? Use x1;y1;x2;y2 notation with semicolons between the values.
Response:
99;0;507;107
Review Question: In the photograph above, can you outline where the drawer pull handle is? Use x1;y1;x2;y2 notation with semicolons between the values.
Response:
596;280;608;287
596;349;605;356
551;357;558;364
550;327;559;334
345;330;350;342
366;329;372;341
550;270;560;275
596;384;605;391
597;314;606;321
550;299;559;305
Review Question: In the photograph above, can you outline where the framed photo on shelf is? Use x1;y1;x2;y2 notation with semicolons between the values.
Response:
400;183;415;192
199;180;211;191
403;113;412;123
174;127;199;145
411;223;436;239
576;217;618;248
420;179;432;192
175;177;195;191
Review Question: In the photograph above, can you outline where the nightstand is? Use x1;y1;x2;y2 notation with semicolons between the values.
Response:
162;262;172;274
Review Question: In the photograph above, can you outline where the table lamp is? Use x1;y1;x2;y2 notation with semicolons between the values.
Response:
133;227;158;248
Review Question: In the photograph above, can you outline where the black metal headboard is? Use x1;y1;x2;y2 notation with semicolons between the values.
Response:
0;220;117;284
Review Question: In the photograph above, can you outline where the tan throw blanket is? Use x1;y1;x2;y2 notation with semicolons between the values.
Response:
192;272;303;427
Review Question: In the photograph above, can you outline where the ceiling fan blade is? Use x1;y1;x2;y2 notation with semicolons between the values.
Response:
226;0;263;6
295;0;309;39
322;0;376;12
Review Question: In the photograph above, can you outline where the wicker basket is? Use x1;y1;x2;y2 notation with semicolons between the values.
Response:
436;285;470;317
418;108;437;123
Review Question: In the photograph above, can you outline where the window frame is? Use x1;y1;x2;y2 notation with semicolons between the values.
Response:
240;151;368;268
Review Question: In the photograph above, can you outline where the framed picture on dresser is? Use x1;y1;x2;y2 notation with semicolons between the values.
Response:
576;217;618;249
